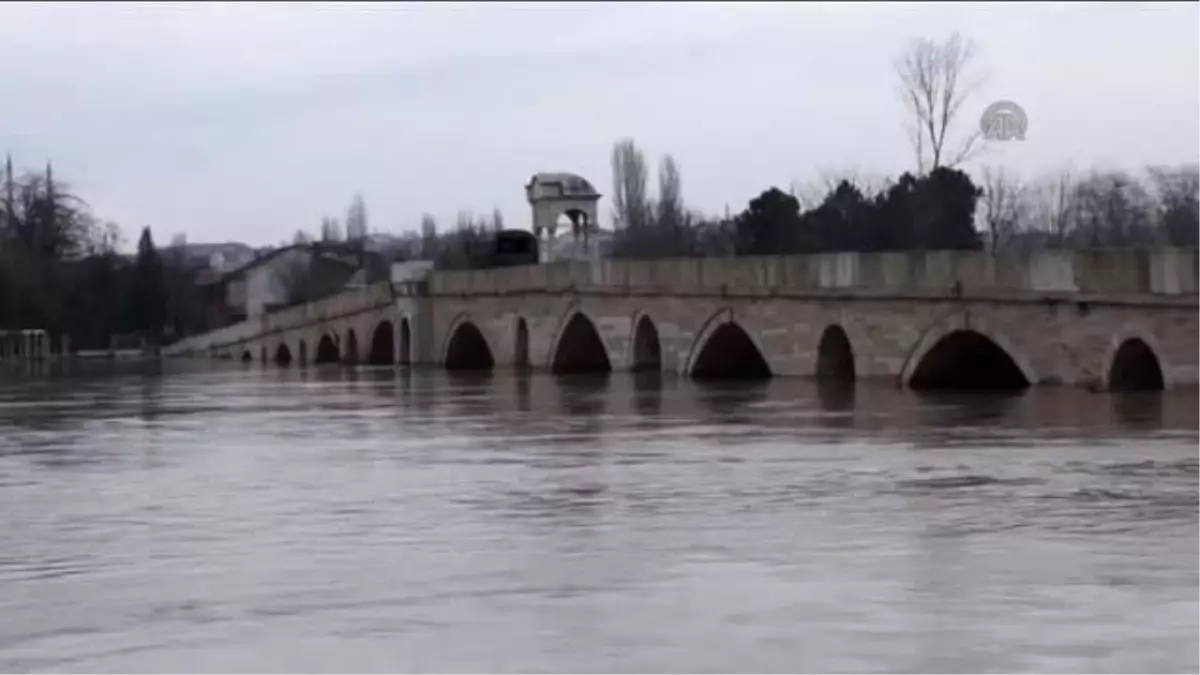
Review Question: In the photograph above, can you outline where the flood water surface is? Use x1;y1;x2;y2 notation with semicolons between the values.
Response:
0;364;1196;673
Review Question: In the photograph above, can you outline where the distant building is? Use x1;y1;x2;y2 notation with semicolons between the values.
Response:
165;242;258;273
198;242;388;329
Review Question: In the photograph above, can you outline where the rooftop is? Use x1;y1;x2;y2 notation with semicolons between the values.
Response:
525;172;600;201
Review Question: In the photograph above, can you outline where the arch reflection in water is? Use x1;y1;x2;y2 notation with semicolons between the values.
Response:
1111;391;1165;430
514;373;532;412
553;374;611;443
816;380;857;429
555;374;611;417
632;370;665;418
913;389;1025;429
399;318;413;366
444;369;495;391
693;378;772;424
514;318;530;371
343;329;360;365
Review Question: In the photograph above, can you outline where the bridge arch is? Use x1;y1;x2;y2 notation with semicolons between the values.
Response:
629;313;662;372
315;332;339;365
274;342;293;366
514;317;530;369
686;308;771;379
241;349;253;363
901;313;1034;390
815;324;856;381
442;314;494;370
548;309;612;375
343;328;360;365
1104;332;1167;391
368;320;395;365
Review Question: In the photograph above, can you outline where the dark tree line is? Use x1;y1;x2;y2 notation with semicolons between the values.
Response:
602;138;1197;262
0;156;204;350
733;166;983;255
606;139;986;260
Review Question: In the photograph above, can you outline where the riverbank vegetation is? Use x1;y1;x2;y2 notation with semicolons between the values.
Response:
0;158;207;350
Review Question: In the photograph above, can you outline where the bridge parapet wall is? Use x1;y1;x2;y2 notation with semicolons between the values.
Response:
258;282;393;334
427;248;1198;301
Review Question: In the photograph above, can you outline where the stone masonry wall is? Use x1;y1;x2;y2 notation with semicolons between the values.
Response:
428;292;1198;389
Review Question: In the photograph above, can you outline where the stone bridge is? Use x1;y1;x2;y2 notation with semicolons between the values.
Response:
165;282;415;368
164;248;1199;391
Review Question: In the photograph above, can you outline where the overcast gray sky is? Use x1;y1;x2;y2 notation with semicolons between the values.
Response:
1;2;1196;247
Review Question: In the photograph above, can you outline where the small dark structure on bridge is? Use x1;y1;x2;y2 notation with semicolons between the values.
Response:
490;229;539;268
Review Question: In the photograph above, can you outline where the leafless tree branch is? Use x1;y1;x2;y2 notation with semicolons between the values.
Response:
896;32;986;174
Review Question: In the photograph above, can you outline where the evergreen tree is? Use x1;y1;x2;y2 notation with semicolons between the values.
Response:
127;226;167;338
734;188;803;256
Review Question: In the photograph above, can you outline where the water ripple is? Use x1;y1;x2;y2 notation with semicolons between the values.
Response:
0;363;1195;673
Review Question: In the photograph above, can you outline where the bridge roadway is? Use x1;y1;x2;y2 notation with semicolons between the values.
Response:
163;248;1199;391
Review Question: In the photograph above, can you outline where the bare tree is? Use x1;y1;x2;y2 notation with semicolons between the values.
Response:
274;249;316;306
896;32;985;174
1026;168;1076;246
612;151;696;260
610;138;651;230
1147;164;1199;246
491;207;505;232
432;211;493;269
455;210;476;232
292;229;313;245
320;216;342;242
656;154;683;229
1069;170;1157;247
978;166;1027;252
345;193;368;241
420;213;438;259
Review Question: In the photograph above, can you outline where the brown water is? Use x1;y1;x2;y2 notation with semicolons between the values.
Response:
0;362;1196;673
